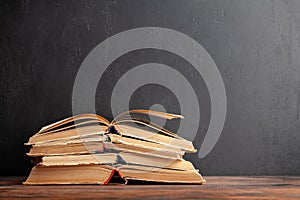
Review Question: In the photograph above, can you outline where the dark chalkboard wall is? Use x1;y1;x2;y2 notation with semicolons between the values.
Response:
0;0;299;176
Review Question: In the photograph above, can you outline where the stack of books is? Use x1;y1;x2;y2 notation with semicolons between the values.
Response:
24;110;205;184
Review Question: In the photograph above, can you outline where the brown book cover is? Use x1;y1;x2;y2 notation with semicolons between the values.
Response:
24;164;205;185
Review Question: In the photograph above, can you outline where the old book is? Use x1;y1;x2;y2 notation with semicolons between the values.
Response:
24;110;205;184
27;141;183;159
26;110;194;152
24;164;205;185
38;152;195;170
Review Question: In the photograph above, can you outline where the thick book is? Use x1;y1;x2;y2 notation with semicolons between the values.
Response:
24;110;205;185
24;164;205;185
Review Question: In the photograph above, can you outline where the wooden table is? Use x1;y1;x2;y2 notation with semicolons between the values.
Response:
0;176;299;199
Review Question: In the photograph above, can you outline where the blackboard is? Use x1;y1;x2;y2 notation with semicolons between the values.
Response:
0;0;299;176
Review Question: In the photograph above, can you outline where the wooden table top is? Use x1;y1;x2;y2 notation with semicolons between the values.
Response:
0;176;299;199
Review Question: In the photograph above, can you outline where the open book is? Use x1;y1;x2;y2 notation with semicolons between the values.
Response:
24;110;205;184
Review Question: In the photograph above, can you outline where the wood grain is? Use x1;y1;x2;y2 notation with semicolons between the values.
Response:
0;176;299;199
